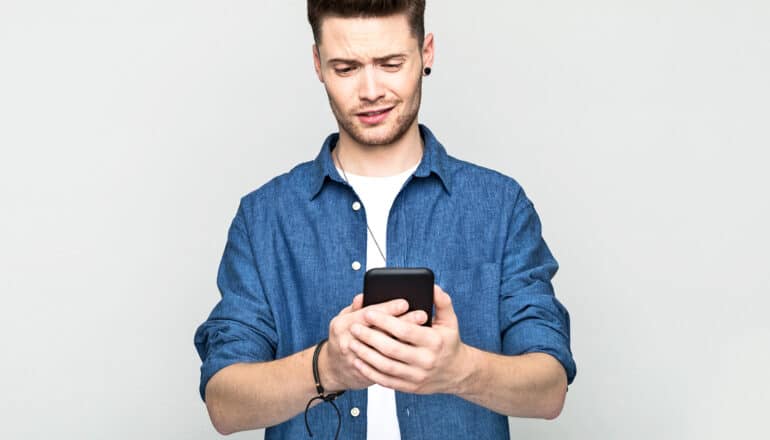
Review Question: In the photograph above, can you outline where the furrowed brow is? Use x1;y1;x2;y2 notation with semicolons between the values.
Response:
327;58;360;65
373;53;407;63
327;53;407;65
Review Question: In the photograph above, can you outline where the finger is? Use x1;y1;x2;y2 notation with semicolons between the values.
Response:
353;357;419;393
363;309;434;347
349;338;425;383
334;297;409;351
336;298;412;359
351;321;430;367
399;309;429;326
336;297;406;332
355;298;409;320
433;285;458;327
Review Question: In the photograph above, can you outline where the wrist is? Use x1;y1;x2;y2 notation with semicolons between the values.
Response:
317;340;344;393
454;344;481;397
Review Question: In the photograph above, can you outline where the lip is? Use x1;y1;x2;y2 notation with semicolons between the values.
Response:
356;106;394;125
356;106;394;116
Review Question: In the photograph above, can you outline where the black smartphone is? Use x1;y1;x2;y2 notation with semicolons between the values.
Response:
363;267;434;327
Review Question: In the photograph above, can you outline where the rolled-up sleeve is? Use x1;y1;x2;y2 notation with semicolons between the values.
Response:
499;189;577;384
194;200;278;402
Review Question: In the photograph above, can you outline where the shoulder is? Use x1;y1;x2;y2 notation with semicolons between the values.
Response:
236;159;316;222
444;154;528;208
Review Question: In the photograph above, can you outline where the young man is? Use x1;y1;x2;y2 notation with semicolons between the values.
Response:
194;1;576;438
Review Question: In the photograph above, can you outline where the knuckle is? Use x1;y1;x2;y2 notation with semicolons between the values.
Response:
383;340;401;358
388;299;407;313
425;353;437;370
391;324;408;340
330;319;343;337
382;362;398;375
339;338;350;355
355;308;372;323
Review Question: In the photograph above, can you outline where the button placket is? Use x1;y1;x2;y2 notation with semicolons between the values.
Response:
350;197;364;272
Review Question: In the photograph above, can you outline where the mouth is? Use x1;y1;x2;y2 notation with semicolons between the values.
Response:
356;106;394;125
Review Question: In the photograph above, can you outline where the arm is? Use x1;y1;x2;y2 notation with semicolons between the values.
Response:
204;344;322;434
458;348;567;419
347;188;575;419
204;295;424;434
194;201;424;434
348;286;569;419
206;323;565;435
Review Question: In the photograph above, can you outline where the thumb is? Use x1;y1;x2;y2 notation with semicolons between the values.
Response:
433;285;458;327
351;293;364;311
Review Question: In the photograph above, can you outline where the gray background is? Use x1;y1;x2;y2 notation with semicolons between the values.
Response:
1;1;768;439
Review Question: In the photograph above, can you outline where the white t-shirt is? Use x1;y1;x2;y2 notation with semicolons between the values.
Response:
336;160;419;440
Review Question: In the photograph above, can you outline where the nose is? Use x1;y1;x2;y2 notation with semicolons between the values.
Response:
358;65;385;103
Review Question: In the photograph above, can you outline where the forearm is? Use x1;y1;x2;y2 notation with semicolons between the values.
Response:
457;347;568;420
204;343;338;435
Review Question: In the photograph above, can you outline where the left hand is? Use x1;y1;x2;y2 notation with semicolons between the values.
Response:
348;284;473;395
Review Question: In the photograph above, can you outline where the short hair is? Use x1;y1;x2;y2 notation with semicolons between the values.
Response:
307;0;426;48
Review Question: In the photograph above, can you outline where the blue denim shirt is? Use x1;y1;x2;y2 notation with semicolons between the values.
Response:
194;124;576;439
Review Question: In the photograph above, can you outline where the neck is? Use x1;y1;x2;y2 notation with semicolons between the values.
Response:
334;121;423;177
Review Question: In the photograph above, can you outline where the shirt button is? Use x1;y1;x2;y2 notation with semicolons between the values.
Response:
350;407;360;417
352;201;362;211
351;261;362;271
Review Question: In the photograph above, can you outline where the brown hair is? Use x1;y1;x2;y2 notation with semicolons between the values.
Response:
307;0;426;48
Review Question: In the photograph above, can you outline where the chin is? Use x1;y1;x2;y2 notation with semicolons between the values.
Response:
355;117;418;147
353;127;403;146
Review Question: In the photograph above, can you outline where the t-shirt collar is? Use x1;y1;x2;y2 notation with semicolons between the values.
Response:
309;123;452;201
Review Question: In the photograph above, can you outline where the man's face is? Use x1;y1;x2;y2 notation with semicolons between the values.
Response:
313;14;432;147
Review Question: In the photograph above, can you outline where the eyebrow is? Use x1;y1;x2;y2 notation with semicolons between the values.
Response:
327;53;408;64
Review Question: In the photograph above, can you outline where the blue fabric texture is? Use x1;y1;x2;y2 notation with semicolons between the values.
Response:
194;124;576;439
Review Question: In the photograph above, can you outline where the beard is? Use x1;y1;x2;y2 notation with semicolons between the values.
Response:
326;78;422;147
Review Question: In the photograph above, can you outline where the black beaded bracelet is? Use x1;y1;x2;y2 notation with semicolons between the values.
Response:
304;338;346;439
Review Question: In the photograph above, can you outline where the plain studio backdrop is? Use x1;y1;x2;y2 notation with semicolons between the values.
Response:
1;1;768;439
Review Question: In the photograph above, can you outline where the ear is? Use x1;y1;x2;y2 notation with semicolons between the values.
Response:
312;44;324;83
421;32;435;72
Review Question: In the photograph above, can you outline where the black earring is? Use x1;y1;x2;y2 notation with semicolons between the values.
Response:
424;67;432;76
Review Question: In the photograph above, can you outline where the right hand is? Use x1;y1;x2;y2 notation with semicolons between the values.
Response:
320;294;426;391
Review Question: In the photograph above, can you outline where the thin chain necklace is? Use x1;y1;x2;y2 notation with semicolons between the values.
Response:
335;147;388;265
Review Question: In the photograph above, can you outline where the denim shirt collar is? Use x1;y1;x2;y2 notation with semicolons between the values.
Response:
309;124;452;200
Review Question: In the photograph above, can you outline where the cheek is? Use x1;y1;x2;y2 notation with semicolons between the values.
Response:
392;81;418;103
388;72;420;100
326;80;357;106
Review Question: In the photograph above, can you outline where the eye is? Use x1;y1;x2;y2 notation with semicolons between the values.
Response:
382;63;403;71
334;66;357;76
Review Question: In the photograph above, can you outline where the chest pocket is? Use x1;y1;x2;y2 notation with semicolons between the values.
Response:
433;262;501;352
